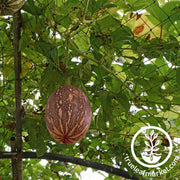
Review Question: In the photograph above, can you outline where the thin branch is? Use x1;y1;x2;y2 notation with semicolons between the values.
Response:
0;152;149;180
82;0;90;22
65;37;71;85
65;38;70;67
169;109;180;116
140;100;180;106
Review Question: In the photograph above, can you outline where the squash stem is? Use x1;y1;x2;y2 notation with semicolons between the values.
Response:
65;76;71;85
65;37;70;68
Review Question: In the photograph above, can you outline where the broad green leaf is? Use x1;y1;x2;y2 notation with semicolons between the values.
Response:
155;57;169;76
141;64;157;78
105;76;122;93
2;59;14;78
90;32;102;49
35;40;58;61
175;117;180;127
127;0;154;11
21;61;32;78
66;0;80;8
55;15;71;28
176;68;180;87
40;66;65;103
116;91;130;113
19;34;29;51
112;64;126;80
146;1;168;23
97;15;120;30
73;30;90;51
111;27;133;42
23;0;43;15
169;127;180;137
99;90;111;111
162;1;180;16
80;60;92;81
95;109;107;129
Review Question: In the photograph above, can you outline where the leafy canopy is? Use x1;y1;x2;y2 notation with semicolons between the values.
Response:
0;0;180;179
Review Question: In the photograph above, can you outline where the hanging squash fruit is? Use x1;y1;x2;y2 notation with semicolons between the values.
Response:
45;85;92;144
0;0;25;16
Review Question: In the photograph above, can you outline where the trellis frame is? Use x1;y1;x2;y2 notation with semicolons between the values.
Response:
13;10;22;180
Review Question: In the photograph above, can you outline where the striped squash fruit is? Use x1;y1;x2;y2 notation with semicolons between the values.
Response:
45;85;92;144
0;0;25;15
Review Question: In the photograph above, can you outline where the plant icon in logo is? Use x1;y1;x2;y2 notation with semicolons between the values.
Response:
141;130;162;164
131;126;173;168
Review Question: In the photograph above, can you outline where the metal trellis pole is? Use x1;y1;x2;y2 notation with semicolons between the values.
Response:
13;10;22;180
11;137;18;179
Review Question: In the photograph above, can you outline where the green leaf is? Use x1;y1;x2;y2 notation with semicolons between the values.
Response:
169;127;180;137
155;56;169;76
97;15;120;30
23;0;42;15
36;140;47;157
2;57;14;78
80;60;92;81
146;1;168;23
99;90;110;111
141;64;157;78
29;127;37;149
111;27;133;42
128;0;154;11
116;91;130;113
105;76;121;93
19;34;29;51
175;117;180;127
40;66;65;103
176;68;180;87
35;40;58;61
95;108;107;129
21;61;32;78
162;1;180;16
90;32;102;49
73;30;90;51
66;0;80;8
55;15;71;28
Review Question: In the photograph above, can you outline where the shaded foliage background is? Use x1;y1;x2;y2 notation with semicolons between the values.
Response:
0;0;180;179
